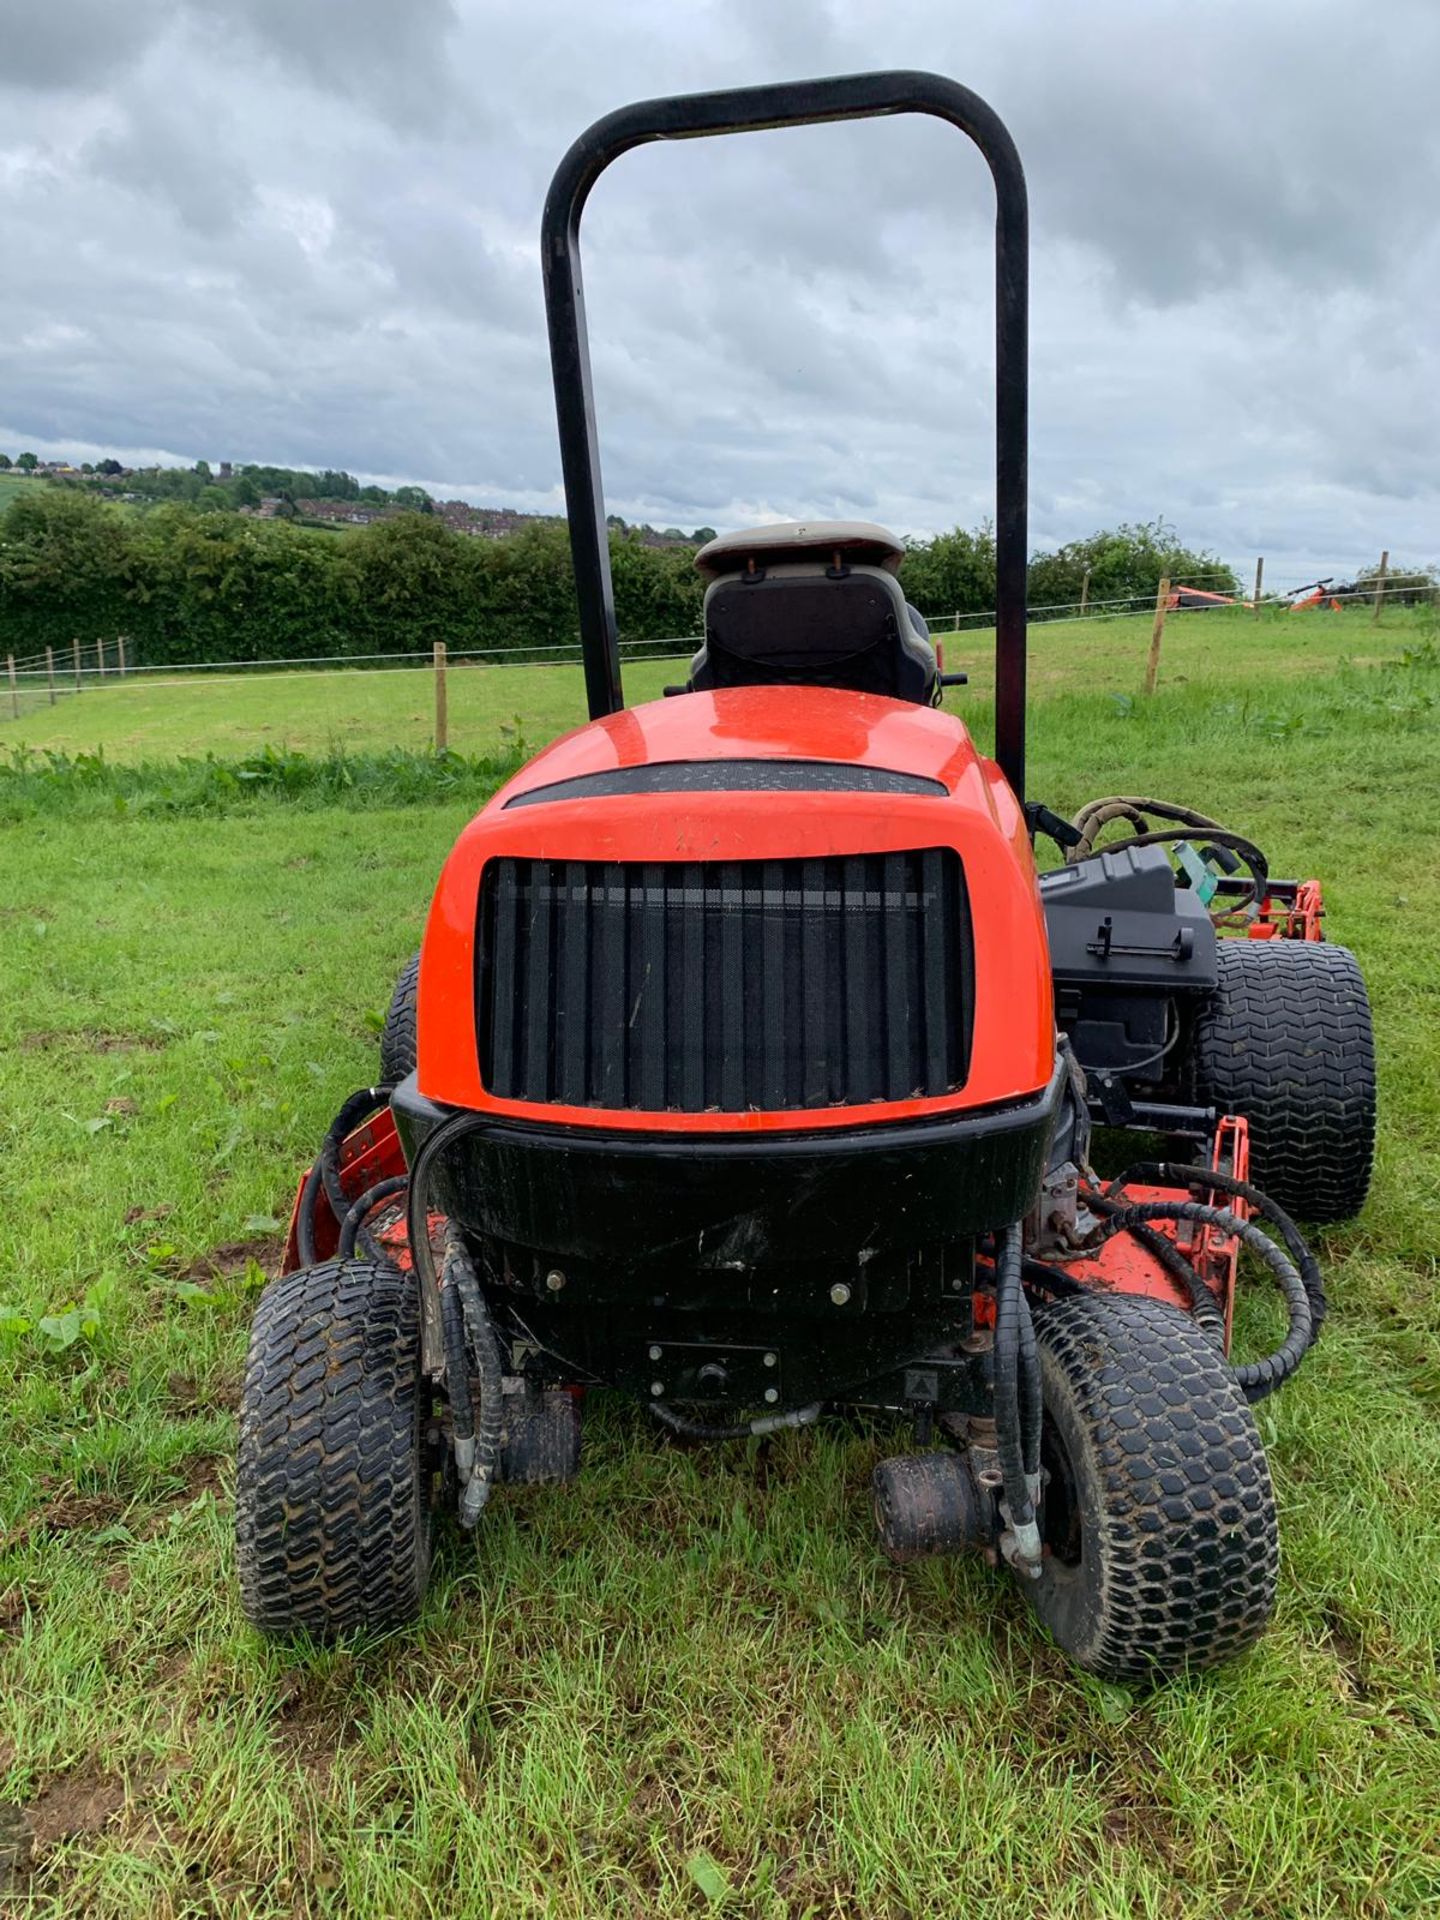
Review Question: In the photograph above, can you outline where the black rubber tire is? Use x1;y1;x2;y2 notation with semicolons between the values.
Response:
1186;940;1375;1222
236;1258;433;1639
1023;1292;1277;1683
379;952;420;1085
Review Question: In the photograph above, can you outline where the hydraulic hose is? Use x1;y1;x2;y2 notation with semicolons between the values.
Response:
1080;1184;1227;1346
1088;1200;1313;1401
439;1264;475;1482
444;1229;505;1528
993;1220;1042;1575
1065;796;1269;922
647;1401;822;1442
318;1085;395;1225
298;1084;397;1267
1021;1255;1085;1299
404;1107;492;1373
1108;1161;1325;1335
335;1175;410;1261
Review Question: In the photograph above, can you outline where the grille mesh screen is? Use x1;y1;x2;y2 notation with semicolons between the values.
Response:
477;851;972;1113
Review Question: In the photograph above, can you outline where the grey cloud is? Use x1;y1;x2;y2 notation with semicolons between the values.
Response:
0;0;1436;587
0;0;167;92
196;0;466;134
86;94;256;237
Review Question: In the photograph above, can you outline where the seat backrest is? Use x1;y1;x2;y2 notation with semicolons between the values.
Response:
687;522;936;704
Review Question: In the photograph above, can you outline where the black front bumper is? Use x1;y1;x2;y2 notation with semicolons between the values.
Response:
393;1064;1061;1412
392;1062;1062;1278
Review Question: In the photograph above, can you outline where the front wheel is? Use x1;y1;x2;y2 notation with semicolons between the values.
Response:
1024;1293;1278;1683
235;1258;435;1639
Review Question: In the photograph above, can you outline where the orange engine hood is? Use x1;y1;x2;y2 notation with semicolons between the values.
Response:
416;686;1055;1132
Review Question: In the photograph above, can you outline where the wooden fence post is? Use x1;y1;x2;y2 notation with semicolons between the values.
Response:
1252;556;1264;615
7;653;17;722
73;637;82;692
434;641;448;751
1080;565;1091;614
118;635;127;677
46;645;56;704
97;638;106;678
1144;577;1171;695
1371;549;1389;624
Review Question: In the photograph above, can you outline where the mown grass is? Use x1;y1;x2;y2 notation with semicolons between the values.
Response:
1;624;1439;1916
2;603;1425;764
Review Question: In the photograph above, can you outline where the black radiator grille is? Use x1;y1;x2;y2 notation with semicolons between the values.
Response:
477;852;972;1113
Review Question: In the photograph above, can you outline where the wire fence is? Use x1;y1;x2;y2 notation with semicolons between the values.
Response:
4;568;1434;730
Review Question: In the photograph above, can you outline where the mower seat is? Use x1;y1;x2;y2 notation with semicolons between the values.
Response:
688;521;937;704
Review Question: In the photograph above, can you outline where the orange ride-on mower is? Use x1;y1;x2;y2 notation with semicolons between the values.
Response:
234;73;1376;1682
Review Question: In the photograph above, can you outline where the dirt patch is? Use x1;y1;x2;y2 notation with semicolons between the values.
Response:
0;1802;34;1897
21;1028;165;1054
177;1454;223;1501
104;1096;139;1116
0;1585;38;1635
1321;1607;1371;1700
23;1767;128;1849
11;1454;223;1554
124;1204;174;1226
166;1372;241;1416
136;1455;225;1537
179;1236;282;1284
268;1666;365;1781
8;1486;127;1549
1101;1795;1182;1865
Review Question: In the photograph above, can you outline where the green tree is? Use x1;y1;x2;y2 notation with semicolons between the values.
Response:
0;453;12;470
17;451;38;471
609;528;704;641
338;512;470;651
898;525;997;618
0;488;136;637
1026;520;1237;618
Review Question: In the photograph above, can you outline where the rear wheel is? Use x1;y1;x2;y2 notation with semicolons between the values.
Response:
1024;1292;1277;1683
379;952;420;1084
236;1257;434;1639
1187;940;1375;1221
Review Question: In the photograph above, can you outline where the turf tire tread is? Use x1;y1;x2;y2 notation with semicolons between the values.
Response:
1027;1292;1278;1683
235;1257;431;1638
1187;940;1375;1222
379;952;420;1085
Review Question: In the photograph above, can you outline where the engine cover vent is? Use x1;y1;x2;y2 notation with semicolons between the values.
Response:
477;851;972;1113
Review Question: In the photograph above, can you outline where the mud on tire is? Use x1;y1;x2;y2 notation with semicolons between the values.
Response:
1025;1292;1277;1684
379;952;420;1086
236;1257;433;1639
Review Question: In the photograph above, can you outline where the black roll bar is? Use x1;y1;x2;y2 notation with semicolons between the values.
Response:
541;70;1030;802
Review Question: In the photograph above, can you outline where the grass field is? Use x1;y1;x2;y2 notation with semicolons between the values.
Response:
2;604;1418;764
2;611;1439;1916
0;472;36;511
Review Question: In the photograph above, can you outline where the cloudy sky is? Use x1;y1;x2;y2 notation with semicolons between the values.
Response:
2;0;1436;584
